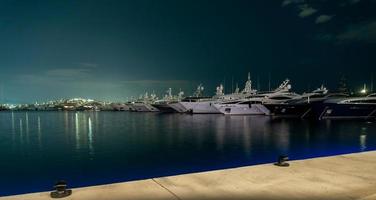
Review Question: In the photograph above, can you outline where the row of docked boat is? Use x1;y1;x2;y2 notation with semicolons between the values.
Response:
119;73;376;120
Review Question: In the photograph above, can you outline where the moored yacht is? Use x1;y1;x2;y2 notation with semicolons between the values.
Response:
176;84;220;114
257;79;301;104
152;88;184;113
130;92;159;112
214;79;299;115
264;85;333;118
315;93;376;120
176;73;258;114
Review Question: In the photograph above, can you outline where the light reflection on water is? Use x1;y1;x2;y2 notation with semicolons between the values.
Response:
0;111;376;196
360;127;367;151
19;118;23;144
88;117;94;156
360;135;367;151
11;112;15;142
25;112;29;144
75;112;80;150
37;116;41;148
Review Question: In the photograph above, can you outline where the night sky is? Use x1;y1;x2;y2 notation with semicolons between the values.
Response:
0;0;375;103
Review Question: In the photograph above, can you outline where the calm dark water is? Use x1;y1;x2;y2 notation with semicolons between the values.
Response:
0;111;375;196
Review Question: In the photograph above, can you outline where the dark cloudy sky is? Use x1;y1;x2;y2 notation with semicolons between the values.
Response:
0;0;375;103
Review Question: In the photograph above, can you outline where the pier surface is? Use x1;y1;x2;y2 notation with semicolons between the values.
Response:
2;151;376;200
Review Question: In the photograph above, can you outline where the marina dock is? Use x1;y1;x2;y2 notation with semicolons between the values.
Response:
2;151;376;200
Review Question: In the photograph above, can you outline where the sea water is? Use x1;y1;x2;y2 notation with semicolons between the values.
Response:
0;111;375;196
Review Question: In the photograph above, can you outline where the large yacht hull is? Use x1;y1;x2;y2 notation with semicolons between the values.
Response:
178;101;221;114
314;103;376;120
169;102;188;113
152;103;177;113
132;103;159;112
112;104;131;111
214;104;269;115
264;103;313;118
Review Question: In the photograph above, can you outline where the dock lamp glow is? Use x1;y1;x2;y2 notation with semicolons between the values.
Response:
360;84;367;94
50;180;72;198
274;155;290;167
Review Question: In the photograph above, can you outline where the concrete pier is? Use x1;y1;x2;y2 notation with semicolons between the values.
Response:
2;151;376;200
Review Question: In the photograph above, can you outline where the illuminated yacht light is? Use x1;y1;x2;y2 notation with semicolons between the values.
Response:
360;84;367;94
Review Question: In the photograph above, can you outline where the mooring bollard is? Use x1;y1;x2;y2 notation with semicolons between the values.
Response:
50;180;72;198
274;155;290;167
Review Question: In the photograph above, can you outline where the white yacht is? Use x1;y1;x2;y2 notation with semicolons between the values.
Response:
214;99;270;115
151;88;184;113
175;84;220;113
176;73;258;114
130;92;159;112
214;79;300;115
